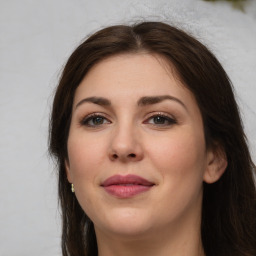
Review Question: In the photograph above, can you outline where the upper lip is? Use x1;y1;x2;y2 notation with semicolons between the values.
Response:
101;174;155;187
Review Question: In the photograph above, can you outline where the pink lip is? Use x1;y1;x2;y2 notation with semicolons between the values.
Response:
101;174;155;198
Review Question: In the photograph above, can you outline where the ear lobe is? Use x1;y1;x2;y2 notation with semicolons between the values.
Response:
65;159;73;183
203;147;228;184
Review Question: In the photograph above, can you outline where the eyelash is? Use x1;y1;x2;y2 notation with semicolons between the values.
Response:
80;112;177;128
144;113;177;126
80;113;111;127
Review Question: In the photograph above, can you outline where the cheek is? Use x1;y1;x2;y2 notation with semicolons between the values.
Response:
145;130;207;222
146;127;207;187
67;135;108;215
67;135;107;181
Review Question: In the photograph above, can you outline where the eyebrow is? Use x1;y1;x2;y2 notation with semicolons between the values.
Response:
137;95;187;110
75;97;111;109
75;95;187;111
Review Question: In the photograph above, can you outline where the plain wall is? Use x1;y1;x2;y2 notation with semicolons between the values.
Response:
0;0;255;255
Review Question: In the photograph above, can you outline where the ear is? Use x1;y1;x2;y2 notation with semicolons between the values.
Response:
65;159;73;183
203;145;228;184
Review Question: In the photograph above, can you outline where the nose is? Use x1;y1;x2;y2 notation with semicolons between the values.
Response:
108;124;144;162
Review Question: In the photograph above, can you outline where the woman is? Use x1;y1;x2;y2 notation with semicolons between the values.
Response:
49;21;256;256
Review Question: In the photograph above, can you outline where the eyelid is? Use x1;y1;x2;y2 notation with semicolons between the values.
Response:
79;112;111;127
143;112;177;125
78;111;177;128
144;111;176;120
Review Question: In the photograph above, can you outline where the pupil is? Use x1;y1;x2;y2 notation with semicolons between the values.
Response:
154;116;165;124
94;117;103;124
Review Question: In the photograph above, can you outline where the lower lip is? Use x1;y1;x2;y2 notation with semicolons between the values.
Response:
103;185;152;198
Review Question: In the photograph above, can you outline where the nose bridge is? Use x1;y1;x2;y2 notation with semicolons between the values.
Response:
109;116;143;161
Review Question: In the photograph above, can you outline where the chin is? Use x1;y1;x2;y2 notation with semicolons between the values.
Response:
95;207;153;238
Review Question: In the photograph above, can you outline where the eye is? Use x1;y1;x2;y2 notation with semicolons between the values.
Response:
80;114;111;127
145;114;176;126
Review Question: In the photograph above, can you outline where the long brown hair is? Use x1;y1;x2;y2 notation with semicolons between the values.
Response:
49;21;256;256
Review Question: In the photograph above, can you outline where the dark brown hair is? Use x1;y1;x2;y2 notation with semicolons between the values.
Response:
49;21;256;256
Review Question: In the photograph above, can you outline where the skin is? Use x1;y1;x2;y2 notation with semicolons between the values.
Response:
66;53;227;256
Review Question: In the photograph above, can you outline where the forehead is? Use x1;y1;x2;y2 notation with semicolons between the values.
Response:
73;53;193;106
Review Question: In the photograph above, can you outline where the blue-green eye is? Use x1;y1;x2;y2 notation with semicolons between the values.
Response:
146;114;176;126
81;114;110;127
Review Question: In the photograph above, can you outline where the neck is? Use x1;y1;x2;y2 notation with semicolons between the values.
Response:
96;214;205;256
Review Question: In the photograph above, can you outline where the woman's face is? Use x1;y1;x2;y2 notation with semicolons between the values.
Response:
66;53;219;239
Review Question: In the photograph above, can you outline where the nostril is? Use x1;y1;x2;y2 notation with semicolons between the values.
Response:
110;152;138;160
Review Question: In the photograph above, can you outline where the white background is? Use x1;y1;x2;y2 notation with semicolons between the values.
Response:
1;0;255;255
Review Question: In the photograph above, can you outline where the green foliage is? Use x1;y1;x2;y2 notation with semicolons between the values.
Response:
203;0;247;11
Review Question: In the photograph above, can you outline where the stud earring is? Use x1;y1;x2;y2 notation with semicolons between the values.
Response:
71;184;75;193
